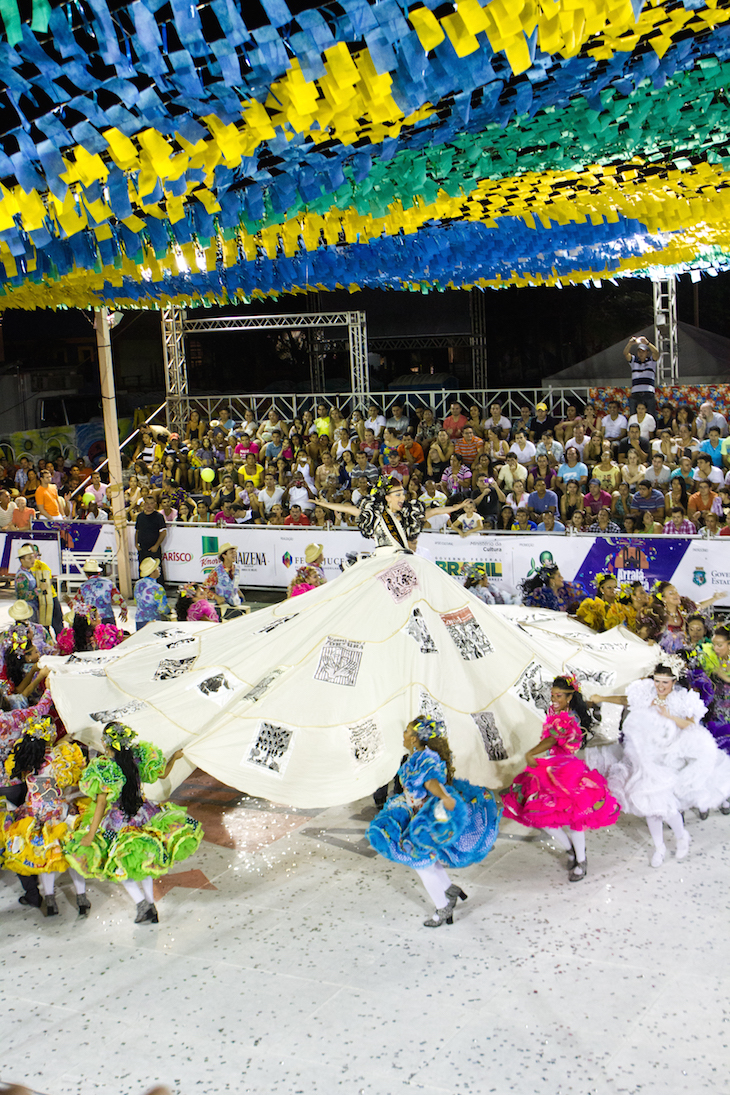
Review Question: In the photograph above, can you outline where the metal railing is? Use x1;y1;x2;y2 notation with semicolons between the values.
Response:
176;386;596;428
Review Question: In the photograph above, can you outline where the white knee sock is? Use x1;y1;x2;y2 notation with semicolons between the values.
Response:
141;876;155;903
666;811;685;841
122;879;144;904
40;872;58;896
567;829;586;863
646;815;665;851
414;864;449;908
544;827;572;852
68;869;86;895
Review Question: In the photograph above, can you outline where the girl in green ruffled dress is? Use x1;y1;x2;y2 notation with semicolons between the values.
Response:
64;723;203;924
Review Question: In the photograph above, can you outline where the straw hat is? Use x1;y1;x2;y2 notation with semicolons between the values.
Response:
8;600;33;621
17;543;36;558
82;558;101;574
305;543;324;564
217;542;236;558
139;557;160;578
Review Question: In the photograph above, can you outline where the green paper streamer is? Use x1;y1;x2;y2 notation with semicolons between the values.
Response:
0;0;22;46
31;0;51;33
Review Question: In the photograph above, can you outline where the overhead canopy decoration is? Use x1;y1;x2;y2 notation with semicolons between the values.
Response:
0;0;729;309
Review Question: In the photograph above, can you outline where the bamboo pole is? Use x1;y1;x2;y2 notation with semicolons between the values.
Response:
95;307;133;600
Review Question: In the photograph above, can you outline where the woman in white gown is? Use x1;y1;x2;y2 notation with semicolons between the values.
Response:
591;660;730;867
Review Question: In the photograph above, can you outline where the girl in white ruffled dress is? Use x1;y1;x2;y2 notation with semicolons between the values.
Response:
591;661;730;867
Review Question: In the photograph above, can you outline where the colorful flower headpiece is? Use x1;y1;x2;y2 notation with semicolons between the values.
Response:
8;626;30;654
651;579;667;601
561;673;581;693
464;563;485;581
371;475;400;497
182;582;197;598
102;722;137;752
411;716;447;742
594;573;613;590
22;716;55;743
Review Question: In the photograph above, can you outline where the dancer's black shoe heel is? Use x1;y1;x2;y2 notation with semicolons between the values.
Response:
76;893;91;917
445;885;468;904
44;895;59;916
147;904;159;924
424;907;453;928
568;859;587;882
698;810;709;821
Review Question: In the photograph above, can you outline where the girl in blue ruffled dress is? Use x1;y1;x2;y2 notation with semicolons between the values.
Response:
367;716;502;928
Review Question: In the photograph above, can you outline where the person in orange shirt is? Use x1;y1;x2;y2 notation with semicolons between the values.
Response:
35;469;67;519
688;479;718;523
398;435;425;470
10;496;34;529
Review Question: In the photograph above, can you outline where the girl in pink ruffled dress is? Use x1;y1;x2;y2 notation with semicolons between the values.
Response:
56;609;124;655
502;675;620;881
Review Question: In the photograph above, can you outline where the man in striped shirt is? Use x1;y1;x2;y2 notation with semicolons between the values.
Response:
454;426;483;466
623;335;658;417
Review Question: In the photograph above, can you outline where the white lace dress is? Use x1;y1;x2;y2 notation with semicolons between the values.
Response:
605;679;730;819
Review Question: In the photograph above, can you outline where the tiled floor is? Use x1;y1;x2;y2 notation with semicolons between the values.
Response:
1;595;728;1095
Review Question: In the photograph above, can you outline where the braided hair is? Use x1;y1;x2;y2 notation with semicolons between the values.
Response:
553;675;599;742
5;646;29;688
72;613;96;652
175;590;194;621
8;735;46;780
104;722;144;819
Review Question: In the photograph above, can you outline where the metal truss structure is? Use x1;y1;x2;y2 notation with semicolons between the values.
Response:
162;307;369;427
470;290;489;388
161;304;189;435
653;276;679;386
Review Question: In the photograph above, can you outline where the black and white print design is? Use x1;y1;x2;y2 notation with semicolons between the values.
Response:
90;699;147;724
377;560;419;603
66;652;121;676
349;719;383;765
245;722;294;775
196;673;236;705
512;660;552;715
566;664;617;688
241;668;284;704
405;607;438;653
255;615;296;635
314;637;364;687
440;607;493;660
471;711;509;761
153;656;198;681
418;689;446;725
151;627;196;648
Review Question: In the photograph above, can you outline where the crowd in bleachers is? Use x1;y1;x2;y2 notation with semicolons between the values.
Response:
2;395;729;536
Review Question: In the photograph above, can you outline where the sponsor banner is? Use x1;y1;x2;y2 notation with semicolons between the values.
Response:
0;530;61;576
11;522;729;604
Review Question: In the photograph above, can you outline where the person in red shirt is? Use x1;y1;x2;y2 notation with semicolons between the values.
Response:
214;501;237;525
284;504;311;526
442;402;468;440
453;426;484;467
583;479;613;516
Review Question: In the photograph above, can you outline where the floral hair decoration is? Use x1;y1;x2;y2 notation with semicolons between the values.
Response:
562;673;581;693
594;573;614;591
9;626;30;654
22;715;55;743
651;652;685;679
102;722;138;752
411;715;447;742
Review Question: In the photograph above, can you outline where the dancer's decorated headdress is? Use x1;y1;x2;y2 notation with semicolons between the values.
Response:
594;572;614;591
411;715;447;742
8;626;30;654
21;715;55;743
559;673;581;693
651;652;685;679
102;722;137;751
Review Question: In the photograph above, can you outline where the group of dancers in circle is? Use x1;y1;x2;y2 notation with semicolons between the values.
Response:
2;473;730;928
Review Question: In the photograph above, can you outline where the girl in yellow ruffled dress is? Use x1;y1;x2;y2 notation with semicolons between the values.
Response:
576;573;619;632
605;580;650;634
64;723;202;924
1;715;89;916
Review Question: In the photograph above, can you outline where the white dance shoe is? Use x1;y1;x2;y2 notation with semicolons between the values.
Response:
650;845;665;868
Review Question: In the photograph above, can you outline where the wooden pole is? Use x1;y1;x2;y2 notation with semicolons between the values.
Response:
95;307;133;600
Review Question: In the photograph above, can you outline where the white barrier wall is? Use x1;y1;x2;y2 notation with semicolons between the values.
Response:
5;523;729;606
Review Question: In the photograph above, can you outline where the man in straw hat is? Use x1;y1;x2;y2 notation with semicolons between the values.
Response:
202;542;249;619
0;601;55;670
14;543;63;635
134;557;169;630
66;558;128;627
287;543;327;599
